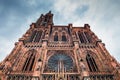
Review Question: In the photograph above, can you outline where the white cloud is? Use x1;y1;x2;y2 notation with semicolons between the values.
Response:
0;37;14;61
25;0;40;6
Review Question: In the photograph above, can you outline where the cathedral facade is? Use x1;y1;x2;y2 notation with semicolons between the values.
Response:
0;11;120;80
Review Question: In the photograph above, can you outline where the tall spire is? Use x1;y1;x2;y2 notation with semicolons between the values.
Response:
36;11;53;27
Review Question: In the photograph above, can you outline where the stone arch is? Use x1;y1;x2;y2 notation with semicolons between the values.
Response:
72;31;77;39
46;50;74;63
44;50;77;72
48;53;73;72
78;31;87;43
29;30;43;42
83;50;99;72
49;30;59;42
54;32;58;41
61;30;71;42
53;31;59;35
22;49;38;71
61;32;67;41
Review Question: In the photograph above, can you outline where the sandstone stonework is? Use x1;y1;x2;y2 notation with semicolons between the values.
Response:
0;11;120;80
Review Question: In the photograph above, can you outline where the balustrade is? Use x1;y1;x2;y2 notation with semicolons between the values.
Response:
25;42;42;48
48;41;73;49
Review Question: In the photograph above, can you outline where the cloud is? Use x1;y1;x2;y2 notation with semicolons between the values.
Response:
0;37;14;61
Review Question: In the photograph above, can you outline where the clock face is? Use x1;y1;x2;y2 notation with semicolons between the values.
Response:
48;53;73;72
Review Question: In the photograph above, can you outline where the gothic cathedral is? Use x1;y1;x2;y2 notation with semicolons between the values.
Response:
0;11;120;80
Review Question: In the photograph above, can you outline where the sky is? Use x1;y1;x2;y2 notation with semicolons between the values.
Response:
0;0;120;62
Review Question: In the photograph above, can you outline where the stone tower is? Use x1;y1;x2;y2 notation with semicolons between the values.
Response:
0;11;120;80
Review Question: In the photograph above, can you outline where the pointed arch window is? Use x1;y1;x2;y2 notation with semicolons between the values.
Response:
84;32;92;43
22;50;36;71
29;30;43;42
78;31;93;43
29;31;37;42
62;33;67;41
86;54;99;72
34;30;43;42
54;32;58;41
78;31;87;43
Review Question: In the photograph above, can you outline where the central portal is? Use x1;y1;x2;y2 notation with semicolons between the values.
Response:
42;51;80;80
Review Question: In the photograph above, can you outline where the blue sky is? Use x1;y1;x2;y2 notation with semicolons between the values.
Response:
0;0;120;62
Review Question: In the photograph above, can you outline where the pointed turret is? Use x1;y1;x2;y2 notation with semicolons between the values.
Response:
36;11;53;27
